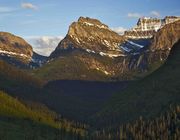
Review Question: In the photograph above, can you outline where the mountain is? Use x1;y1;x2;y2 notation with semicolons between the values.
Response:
93;39;180;127
0;32;47;68
124;16;180;39
50;17;125;58
0;32;33;62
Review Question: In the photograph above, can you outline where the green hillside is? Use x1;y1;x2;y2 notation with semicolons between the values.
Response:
93;39;180;127
0;117;65;140
0;91;87;140
33;51;111;82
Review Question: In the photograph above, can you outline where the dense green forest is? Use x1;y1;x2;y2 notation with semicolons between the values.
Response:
90;105;180;140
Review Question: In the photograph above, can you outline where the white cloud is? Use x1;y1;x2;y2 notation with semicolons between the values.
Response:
150;11;160;17
127;13;142;18
25;36;63;56
111;27;127;35
21;3;38;10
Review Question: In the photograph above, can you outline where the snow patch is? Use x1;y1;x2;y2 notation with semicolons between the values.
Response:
96;67;110;75
104;71;109;75
99;51;125;57
75;37;80;44
104;40;111;47
0;49;29;58
125;35;153;39
127;40;144;48
82;22;108;29
86;49;95;53
120;46;132;52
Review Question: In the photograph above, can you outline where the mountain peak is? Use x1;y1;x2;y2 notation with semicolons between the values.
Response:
67;17;110;37
77;17;109;28
51;17;124;58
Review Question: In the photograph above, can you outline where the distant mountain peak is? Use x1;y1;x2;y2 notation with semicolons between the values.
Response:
125;16;180;39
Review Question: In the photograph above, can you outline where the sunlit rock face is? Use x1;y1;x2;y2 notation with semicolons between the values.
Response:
150;20;180;51
50;17;125;58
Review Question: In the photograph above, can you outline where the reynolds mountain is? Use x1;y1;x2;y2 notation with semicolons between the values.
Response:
50;17;125;58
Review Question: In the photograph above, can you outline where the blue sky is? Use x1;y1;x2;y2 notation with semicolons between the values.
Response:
0;0;180;55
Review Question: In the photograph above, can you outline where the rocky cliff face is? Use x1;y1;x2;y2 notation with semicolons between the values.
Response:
0;32;33;62
125;16;180;39
150;20;180;51
50;17;125;58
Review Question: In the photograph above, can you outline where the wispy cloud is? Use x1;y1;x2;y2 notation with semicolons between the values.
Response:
21;2;38;10
150;11;160;17
128;11;161;18
0;6;14;13
111;27;127;35
25;36;63;56
127;13;142;18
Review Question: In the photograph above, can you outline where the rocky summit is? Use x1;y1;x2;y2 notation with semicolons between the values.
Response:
50;17;125;58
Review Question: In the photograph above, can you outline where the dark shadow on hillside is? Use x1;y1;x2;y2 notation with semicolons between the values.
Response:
43;80;130;121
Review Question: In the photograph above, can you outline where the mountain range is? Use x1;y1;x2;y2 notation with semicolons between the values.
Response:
34;16;180;81
0;16;180;140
